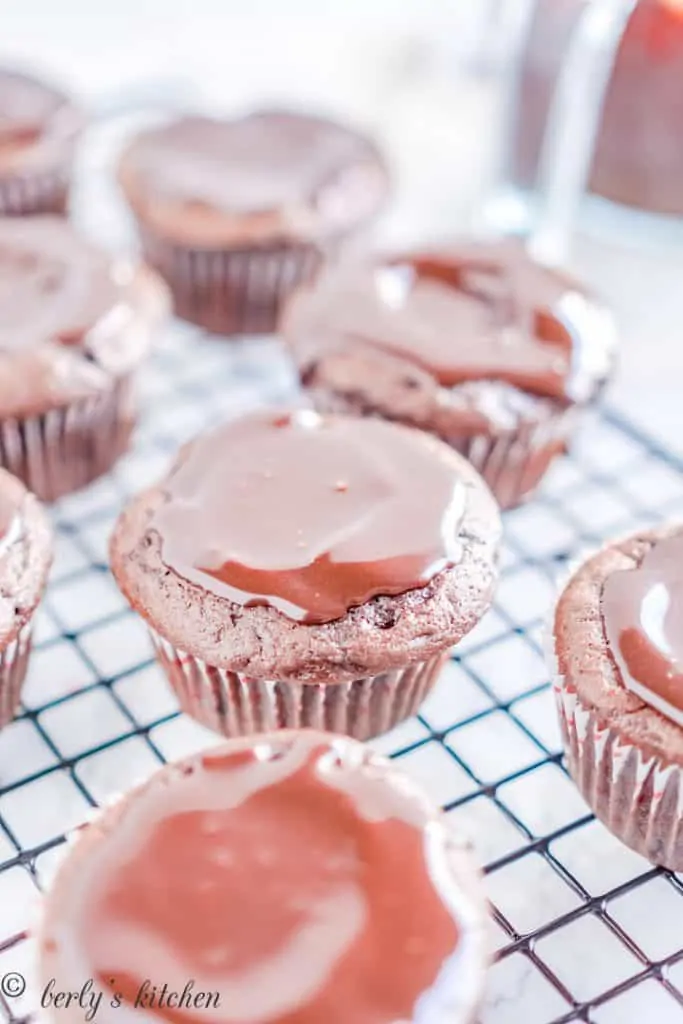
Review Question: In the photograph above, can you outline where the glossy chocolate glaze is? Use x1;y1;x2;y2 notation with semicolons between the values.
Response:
121;111;383;215
602;530;683;726
0;217;163;418
0;68;80;170
0;217;122;350
152;410;468;624
47;734;469;1024
284;243;615;406
0;69;63;142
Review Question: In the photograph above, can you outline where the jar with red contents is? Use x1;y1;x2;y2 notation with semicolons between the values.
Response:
487;0;683;245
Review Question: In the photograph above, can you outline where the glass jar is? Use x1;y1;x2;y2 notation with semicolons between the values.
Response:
485;0;683;251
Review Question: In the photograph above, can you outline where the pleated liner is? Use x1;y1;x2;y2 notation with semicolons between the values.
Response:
0;378;134;503
150;627;447;742
448;407;576;510
554;679;683;871
0;163;71;216
0;624;33;730
138;226;328;336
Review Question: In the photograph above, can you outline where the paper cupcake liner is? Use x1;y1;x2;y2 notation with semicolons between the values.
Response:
150;627;447;741
0;623;33;730
0;377;134;502
554;679;683;871
138;226;327;336
446;407;577;510
0;165;71;217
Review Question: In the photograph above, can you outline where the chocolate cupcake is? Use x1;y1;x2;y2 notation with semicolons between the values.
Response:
39;730;489;1024
0;67;83;217
110;408;500;740
553;523;683;871
118;110;389;336
0;216;168;502
281;240;617;509
0;468;52;730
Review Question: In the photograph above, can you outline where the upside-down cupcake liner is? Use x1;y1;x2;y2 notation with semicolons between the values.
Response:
553;678;683;871
150;627;448;741
0;164;71;217
138;225;327;336
0;623;33;730
0;377;135;503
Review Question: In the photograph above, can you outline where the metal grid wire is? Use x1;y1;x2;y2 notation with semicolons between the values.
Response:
0;321;682;1024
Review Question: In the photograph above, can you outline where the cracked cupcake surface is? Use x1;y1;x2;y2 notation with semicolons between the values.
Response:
110;408;500;739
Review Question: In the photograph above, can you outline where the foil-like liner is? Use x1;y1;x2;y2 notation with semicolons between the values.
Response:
150;628;447;742
138;227;326;336
554;674;683;871
0;165;71;217
446;407;577;510
0;377;134;502
548;528;683;873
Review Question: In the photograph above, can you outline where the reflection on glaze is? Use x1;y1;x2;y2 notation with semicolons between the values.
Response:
0;68;68;146
152;409;467;624
284;243;616;406
602;531;683;725
47;734;469;1024
0;218;121;352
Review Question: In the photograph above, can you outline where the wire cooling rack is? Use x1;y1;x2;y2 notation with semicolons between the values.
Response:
0;321;682;1024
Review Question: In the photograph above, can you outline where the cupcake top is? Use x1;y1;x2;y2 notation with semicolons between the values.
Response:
0;67;82;175
153;409;469;623
555;523;683;766
0;217;168;417
118;110;388;246
39;730;487;1024
603;527;683;728
282;240;617;436
0;467;52;646
110;409;500;681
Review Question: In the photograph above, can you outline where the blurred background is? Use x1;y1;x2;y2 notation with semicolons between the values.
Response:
4;0;683;454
